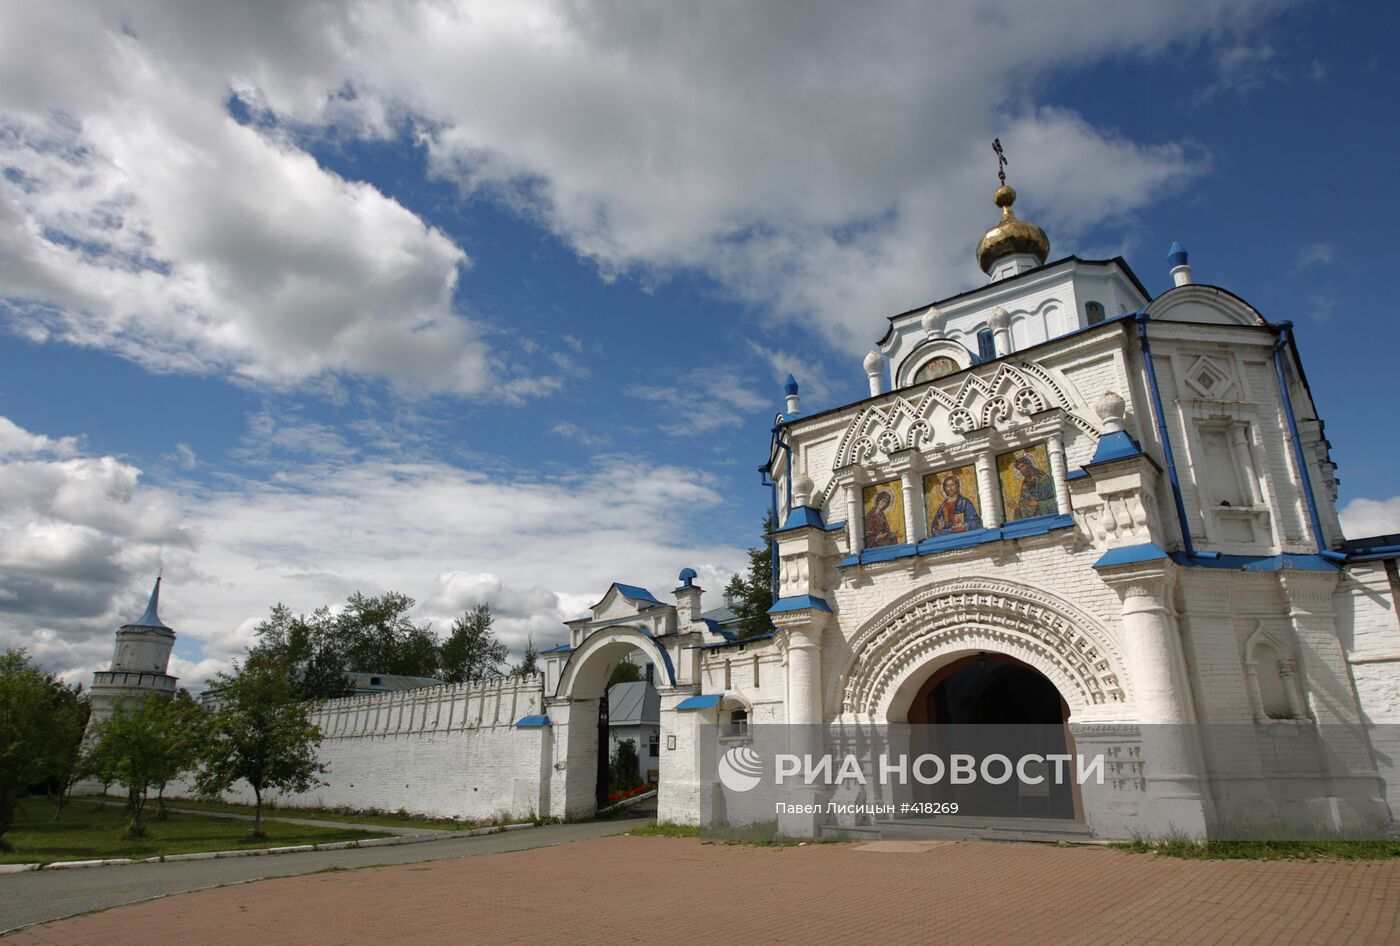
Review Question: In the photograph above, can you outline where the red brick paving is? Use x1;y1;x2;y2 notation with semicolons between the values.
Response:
6;836;1399;945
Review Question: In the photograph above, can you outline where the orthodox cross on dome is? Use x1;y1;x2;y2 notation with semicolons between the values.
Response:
992;137;1008;186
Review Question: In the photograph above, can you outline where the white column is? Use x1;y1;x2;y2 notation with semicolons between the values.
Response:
786;625;824;727
1047;433;1071;516
976;452;1001;528
1103;567;1210;838
1228;425;1261;506
845;479;864;556
900;469;923;544
990;307;1012;357
863;350;885;396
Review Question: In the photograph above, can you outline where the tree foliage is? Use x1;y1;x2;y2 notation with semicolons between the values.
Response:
607;661;643;687
251;591;441;700
195;660;325;838
0;650;78;848
88;691;203;836
512;634;540;679
46;682;92;820
726;509;775;638
438;604;508;685
609;738;642;792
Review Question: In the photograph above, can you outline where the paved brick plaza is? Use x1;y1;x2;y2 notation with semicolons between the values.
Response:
6;836;1399;945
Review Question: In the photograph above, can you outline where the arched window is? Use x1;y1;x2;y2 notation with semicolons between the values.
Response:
1245;630;1306;722
1086;301;1106;325
913;356;959;384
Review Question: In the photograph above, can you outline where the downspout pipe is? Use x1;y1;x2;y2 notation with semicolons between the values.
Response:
1135;313;1196;558
1272;322;1327;555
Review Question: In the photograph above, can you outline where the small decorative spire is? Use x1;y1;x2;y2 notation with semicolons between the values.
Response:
125;575;171;631
783;374;801;416
976;138;1050;278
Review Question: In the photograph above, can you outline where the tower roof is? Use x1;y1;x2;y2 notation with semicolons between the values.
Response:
975;184;1050;274
122;576;172;631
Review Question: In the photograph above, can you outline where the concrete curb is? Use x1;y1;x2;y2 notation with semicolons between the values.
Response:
8;822;539;872
596;789;657;818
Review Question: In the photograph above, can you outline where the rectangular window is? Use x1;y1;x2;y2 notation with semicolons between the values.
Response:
996;444;1059;522
644;663;654;684
648;732;659;757
977;329;996;361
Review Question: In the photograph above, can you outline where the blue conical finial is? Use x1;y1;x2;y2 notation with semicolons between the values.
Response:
125;575;171;630
1168;241;1189;268
784;374;799;396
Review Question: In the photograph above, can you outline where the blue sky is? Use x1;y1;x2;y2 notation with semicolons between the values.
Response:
1;0;1397;686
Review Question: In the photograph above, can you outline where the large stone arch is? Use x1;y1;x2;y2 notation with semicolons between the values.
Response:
554;625;676;700
832;577;1131;723
548;626;676;821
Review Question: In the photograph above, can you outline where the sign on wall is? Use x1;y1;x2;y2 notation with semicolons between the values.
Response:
997;444;1058;522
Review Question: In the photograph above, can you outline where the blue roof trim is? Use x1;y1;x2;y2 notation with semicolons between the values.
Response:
610;584;663;607
824;519;847;532
539;643;573;654
1066;469;1090;481
515;715;551;728
839;515;1076;569
778;506;826;532
1093;543;1170;568
768;594;833;614
676;694;723;711
702;631;776;650
1089;430;1144;465
1169;552;1340;573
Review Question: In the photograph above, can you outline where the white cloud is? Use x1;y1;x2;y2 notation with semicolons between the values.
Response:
0;413;748;688
1339;496;1400;540
0;416;79;457
628;367;770;434
0;0;1288;375
1297;242;1335;267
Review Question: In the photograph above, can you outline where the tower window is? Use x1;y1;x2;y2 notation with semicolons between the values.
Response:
1086;301;1105;325
976;329;996;361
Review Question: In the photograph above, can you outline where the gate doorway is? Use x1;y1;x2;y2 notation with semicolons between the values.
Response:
906;653;1080;821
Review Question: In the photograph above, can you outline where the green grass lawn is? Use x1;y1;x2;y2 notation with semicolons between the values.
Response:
120;796;487;832
1110;838;1400;860
0;797;380;865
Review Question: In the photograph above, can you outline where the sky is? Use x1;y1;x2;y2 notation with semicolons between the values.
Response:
2;0;1398;689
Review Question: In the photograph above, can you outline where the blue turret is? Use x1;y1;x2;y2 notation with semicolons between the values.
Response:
124;575;171;630
1167;241;1193;287
783;374;801;417
677;567;698;588
1168;241;1189;268
784;374;799;396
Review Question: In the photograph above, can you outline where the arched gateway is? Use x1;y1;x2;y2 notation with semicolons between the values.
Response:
833;578;1132;724
547;625;676;820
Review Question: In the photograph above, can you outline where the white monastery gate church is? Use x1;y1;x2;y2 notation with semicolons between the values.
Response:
94;167;1400;841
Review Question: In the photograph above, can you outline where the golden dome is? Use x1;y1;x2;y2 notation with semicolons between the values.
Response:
975;185;1049;274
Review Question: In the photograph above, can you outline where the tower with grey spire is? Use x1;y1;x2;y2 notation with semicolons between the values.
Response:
89;576;179;721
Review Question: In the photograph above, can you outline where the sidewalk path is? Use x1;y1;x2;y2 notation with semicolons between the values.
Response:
0;814;647;934
77;799;447;836
5;834;1398;945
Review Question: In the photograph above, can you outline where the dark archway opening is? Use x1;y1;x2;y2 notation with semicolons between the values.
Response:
907;653;1079;820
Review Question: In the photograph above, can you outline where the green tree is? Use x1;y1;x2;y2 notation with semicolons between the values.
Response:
438;604;508;685
0;650;61;848
149;691;208;819
250;603;353;701
46;682;92;821
512;634;539;679
608;738;642;792
726;509;776;638
607;661;643;687
88;692;180;837
195;660;325;839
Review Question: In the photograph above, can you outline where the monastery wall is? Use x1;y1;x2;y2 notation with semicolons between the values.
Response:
176;676;552;822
